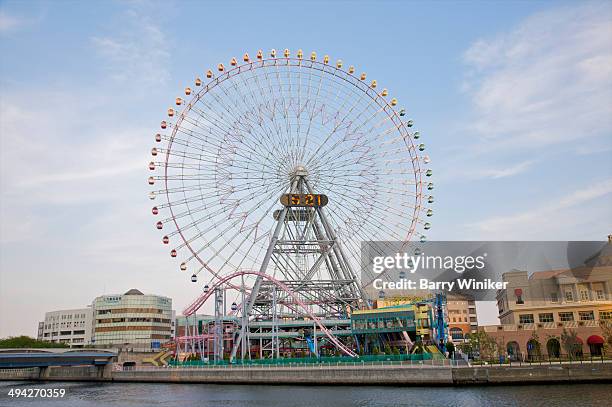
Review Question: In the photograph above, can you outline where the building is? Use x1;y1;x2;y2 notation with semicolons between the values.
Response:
481;240;612;359
37;308;93;348
92;289;173;349
446;293;478;342
175;314;216;337
36;322;44;341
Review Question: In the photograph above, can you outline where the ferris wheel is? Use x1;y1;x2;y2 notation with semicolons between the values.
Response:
148;48;433;300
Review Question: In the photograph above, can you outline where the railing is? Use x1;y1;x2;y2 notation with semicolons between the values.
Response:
482;320;599;332
472;353;611;366
121;358;460;371
168;353;440;368
0;368;39;378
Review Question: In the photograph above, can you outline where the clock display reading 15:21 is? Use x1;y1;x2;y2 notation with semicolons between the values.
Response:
280;194;328;207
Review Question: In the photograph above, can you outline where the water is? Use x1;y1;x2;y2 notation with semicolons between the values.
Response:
0;381;609;407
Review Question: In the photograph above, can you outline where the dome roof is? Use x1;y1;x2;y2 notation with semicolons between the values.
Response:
124;288;144;296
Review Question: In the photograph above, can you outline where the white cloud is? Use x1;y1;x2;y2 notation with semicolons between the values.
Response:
0;11;23;31
0;9;45;33
463;3;612;151
478;160;533;179
0;91;147;205
469;179;612;238
91;7;170;85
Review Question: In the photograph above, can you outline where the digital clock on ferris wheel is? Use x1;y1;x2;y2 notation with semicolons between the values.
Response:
280;194;328;208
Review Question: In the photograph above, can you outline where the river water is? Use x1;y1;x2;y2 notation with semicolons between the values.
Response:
0;381;609;406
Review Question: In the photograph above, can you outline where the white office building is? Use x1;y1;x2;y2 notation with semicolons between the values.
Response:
38;307;94;348
92;289;173;349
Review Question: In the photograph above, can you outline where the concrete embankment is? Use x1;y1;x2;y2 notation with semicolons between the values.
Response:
1;363;611;385
115;365;455;385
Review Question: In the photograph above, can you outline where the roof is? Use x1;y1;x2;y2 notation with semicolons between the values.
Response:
529;269;568;280
529;265;612;280
123;289;144;296
584;241;612;267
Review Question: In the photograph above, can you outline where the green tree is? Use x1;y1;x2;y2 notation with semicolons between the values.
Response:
457;338;474;356
411;339;425;354
392;346;400;355
383;343;392;355
0;336;68;349
463;331;497;360
445;341;455;358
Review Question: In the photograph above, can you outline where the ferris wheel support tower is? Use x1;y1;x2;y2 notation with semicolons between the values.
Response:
230;167;367;361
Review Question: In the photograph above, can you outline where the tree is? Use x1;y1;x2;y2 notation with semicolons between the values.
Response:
462;331;497;360
599;319;612;357
561;329;582;358
445;341;455;358
411;339;425;355
383;343;392;355
392;346;400;355
0;336;68;349
457;338;474;356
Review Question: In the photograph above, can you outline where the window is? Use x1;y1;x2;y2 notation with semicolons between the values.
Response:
579;311;594;321
596;290;605;300
550;293;558;303
450;328;464;340
538;313;554;323
580;290;589;301
565;290;574;302
600;311;612;320
559;312;574;322
516;295;524;305
519;314;534;324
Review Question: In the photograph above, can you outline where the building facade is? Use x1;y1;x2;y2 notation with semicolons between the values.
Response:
37;308;93;348
446;293;478;342
92;289;173;349
481;243;612;359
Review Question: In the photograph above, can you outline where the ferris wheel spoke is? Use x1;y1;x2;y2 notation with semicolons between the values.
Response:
185;182;289;265
302;82;383;168
227;70;295;165
177;177;289;242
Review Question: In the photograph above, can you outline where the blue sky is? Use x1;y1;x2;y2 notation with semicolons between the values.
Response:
0;0;611;336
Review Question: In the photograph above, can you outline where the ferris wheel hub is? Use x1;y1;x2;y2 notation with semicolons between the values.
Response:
291;165;309;177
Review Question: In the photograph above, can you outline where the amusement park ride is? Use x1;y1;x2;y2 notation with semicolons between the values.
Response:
148;49;443;362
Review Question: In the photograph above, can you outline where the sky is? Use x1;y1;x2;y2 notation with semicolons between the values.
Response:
0;0;611;337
